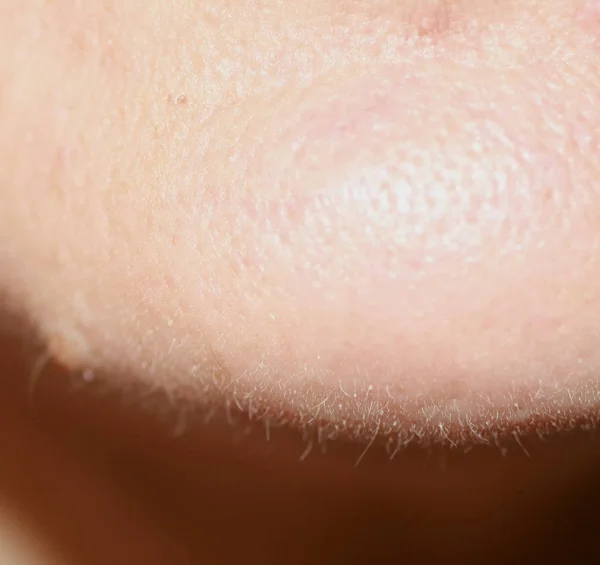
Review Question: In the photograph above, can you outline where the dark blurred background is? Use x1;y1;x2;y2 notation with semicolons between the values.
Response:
0;330;599;565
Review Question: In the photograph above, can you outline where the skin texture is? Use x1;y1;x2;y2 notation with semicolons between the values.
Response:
3;0;600;444
1;1;600;562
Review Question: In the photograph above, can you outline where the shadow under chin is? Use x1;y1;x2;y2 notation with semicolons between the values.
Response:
0;329;599;564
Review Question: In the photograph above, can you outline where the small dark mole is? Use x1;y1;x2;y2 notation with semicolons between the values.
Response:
170;94;188;106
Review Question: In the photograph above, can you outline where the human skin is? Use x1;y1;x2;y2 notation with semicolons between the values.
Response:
3;0;600;444
1;0;600;561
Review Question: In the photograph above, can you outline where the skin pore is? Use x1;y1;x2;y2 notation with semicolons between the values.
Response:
1;0;600;562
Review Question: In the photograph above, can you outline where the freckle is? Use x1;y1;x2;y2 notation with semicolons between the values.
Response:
173;94;188;105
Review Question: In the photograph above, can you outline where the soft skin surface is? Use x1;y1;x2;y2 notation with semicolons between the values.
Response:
2;0;600;446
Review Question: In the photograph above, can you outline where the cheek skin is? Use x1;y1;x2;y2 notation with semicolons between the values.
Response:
6;0;600;446
194;39;600;441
